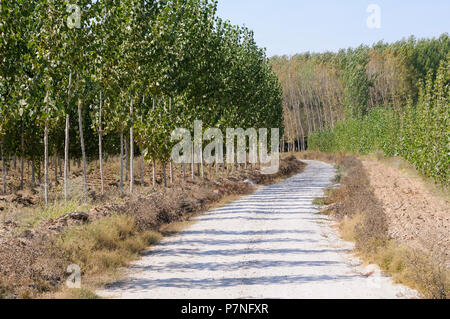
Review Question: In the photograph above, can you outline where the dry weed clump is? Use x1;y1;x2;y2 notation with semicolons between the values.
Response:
59;215;162;275
0;232;66;299
327;156;388;253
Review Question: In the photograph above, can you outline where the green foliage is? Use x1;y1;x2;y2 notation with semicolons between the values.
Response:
0;0;283;184
343;47;371;118
310;58;449;186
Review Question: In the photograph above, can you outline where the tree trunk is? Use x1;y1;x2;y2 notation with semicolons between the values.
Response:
59;156;62;177
292;105;300;152
78;99;88;202
191;144;195;180
162;163;167;187
1;137;6;195
64;114;69;203
129;99;134;194
54;151;58;186
120;130;124;193
169;161;173;184
38;161;41;184
20;117;24;189
99;92;104;197
140;146;144;186
44;121;49;205
31;158;35;187
296;102;306;151
125;137;129;182
152;159;156;187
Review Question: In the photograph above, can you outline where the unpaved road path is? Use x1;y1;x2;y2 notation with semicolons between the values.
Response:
98;160;419;299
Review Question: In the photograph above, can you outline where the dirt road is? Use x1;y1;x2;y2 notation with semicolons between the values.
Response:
98;160;418;299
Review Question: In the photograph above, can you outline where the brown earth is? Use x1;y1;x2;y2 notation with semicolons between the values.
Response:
362;159;450;265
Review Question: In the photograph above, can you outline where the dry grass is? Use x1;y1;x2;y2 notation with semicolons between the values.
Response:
59;215;162;275
339;214;364;242
50;287;101;299
340;215;450;299
309;151;449;299
22;200;94;229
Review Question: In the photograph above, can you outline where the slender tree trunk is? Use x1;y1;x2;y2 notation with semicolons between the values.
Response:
140;145;144;186
59;156;62;177
38;161;41;184
325;78;334;128
54;151;58;186
307;102;315;133
129;99;134;194
294;102;305;151
300;90;312;136
20;117;24;189
169;161;173;184
314;94;324;130
152;159;156;187
297;103;306;151
289;108;296;151
78;99;88;202
44;121;49;205
1;137;6;195
191;144;195;180
99;91;104;197
120;130;124;193
140;96;145;187
284;105;294;152
31;158;35;187
124;137;129;182
65;72;72;202
64;114;69;202
292;104;300;152
163;163;167;187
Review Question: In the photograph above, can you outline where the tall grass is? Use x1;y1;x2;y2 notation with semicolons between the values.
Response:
59;214;162;275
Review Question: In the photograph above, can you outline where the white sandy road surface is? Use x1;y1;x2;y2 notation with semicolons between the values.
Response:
98;160;419;299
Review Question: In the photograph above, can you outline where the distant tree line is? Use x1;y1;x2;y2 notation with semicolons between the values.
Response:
272;34;449;185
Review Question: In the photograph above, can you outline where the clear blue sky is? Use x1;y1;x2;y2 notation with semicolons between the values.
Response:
216;0;450;57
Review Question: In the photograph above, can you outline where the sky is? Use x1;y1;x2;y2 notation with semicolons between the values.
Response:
216;0;450;57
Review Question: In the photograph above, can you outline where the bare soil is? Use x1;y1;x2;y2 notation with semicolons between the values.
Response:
362;159;450;265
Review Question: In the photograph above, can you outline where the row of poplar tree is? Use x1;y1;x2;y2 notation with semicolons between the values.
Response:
272;34;449;185
0;0;283;203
